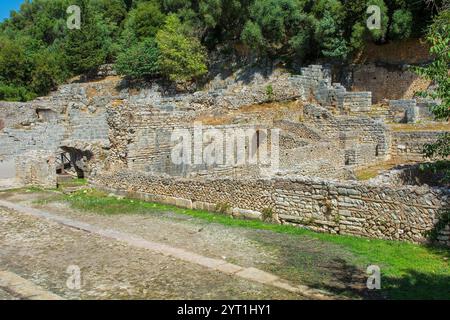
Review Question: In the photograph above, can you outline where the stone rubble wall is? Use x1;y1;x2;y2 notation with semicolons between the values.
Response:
350;63;431;103
388;100;435;123
15;150;57;188
391;131;445;160
302;105;390;164
0;81;113;187
92;170;450;246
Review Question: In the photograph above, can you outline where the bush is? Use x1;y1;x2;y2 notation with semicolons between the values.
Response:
123;0;165;40
241;20;264;50
261;207;275;222
115;38;160;79
156;14;208;82
265;84;274;100
0;84;36;102
389;9;413;40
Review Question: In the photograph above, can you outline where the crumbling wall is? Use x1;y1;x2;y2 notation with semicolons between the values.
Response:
15;150;56;188
0;81;113;187
387;100;435;123
391;131;444;160
351;63;431;103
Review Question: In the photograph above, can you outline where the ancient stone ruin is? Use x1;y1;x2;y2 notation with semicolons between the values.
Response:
0;65;448;246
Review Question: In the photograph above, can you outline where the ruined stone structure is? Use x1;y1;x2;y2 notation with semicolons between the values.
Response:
0;65;448;246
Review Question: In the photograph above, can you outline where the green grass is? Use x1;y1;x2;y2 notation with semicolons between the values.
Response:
48;188;450;299
57;178;88;189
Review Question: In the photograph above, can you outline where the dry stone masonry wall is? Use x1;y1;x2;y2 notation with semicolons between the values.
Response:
92;171;449;246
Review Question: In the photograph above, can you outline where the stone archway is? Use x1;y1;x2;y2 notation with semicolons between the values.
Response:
57;146;93;178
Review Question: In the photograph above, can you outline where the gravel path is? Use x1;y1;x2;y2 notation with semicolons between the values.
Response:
0;206;306;300
0;288;19;300
0;190;369;299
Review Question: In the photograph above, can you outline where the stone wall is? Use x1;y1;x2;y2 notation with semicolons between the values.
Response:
391;131;445;160
15;150;57;188
388;99;435;123
290;65;373;114
0;81;113;187
350;63;431;103
92;170;450;246
302;105;390;164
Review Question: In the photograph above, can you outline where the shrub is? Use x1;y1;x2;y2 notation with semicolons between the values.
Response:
389;9;413;40
156;14;208;82
215;202;231;214
265;84;274;100
261;207;274;222
0;84;36;102
115;38;160;79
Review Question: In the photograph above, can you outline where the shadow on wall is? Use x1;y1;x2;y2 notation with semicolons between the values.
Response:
426;209;450;247
398;162;450;187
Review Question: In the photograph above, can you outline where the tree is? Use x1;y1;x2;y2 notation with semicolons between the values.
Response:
156;14;208;82
123;0;165;40
241;20;264;50
115;38;160;79
0;36;29;86
30;48;67;95
312;0;349;59
414;9;450;179
315;13;349;59
389;9;413;40
349;22;366;51
63;0;110;75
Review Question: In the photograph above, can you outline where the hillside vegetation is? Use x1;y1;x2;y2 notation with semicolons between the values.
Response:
0;0;443;101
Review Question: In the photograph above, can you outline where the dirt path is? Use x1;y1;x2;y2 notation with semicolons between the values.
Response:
0;206;309;300
0;190;369;299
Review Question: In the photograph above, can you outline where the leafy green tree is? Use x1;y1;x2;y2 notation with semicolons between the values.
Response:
115;38;160;79
156;14;208;82
63;0;110;75
240;20;264;50
315;13;349;59
349;22;367;51
198;0;246;40
389;9;413;40
94;0;128;26
123;0;165;40
0;84;35;102
414;9;450;179
30;48;67;95
0;36;29;86
3;0;69;45
241;0;308;55
312;0;349;59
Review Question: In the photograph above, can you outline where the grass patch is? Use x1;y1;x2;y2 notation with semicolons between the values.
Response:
389;122;450;132
57;178;88;189
52;188;449;299
355;159;419;181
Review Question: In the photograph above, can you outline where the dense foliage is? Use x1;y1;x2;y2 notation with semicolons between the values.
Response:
414;6;450;181
0;0;441;100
